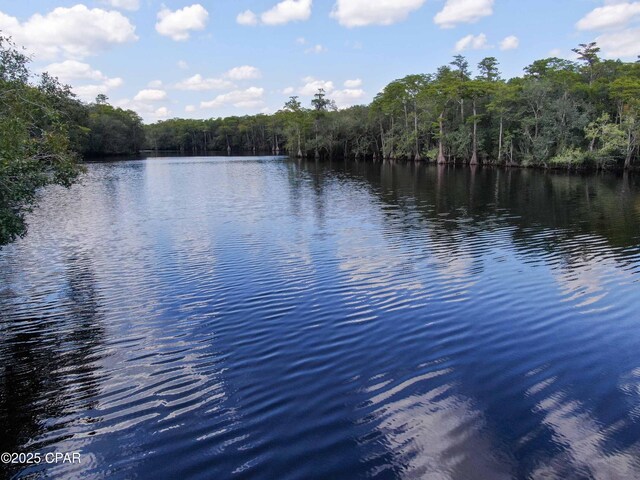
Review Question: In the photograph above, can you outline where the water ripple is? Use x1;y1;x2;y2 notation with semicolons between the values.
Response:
1;158;640;479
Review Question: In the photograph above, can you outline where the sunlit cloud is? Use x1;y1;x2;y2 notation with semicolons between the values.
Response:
331;0;426;27
156;4;209;41
434;0;494;29
0;5;137;60
238;0;312;26
200;87;266;109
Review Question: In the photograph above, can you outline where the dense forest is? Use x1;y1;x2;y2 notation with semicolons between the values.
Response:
146;43;640;171
1;34;640;245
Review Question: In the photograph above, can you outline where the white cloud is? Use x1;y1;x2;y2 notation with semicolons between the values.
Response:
237;0;312;26
100;0;140;11
45;60;108;82
134;89;167;102
237;10;258;26
175;74;235;91
0;5;137;60
42;60;123;101
434;0;494;28
226;65;262;80
299;76;335;96
577;2;640;31
175;67;260;92
153;107;170;119
156;4;209;41
305;44;327;54
73;78;124;102
178;60;189;70
596;27;640;57
573;1;640;58
200;87;265;109
261;0;312;25
115;98;171;121
148;79;163;88
500;35;519;50
185;105;196;113
331;0;426;27
296;37;307;44
333;88;366;108
291;77;366;107
454;33;488;52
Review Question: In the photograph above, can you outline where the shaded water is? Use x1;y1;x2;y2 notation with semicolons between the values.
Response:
2;156;640;479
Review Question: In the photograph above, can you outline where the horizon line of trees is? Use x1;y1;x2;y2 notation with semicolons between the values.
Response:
146;43;640;171
2;33;640;246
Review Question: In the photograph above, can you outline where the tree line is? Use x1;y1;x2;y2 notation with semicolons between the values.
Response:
2;34;640;245
147;43;640;171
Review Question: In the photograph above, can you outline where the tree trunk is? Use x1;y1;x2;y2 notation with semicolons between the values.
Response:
589;131;597;152
437;111;446;164
470;99;479;166
379;121;386;160
314;120;320;160
625;147;633;169
625;127;634;169
414;108;421;162
498;116;503;165
297;126;303;158
618;102;624;125
388;117;394;160
404;102;409;129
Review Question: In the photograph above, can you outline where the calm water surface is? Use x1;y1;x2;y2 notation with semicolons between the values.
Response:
2;156;640;480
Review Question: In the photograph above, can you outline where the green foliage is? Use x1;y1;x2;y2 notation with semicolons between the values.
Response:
86;101;145;156
548;147;590;168
584;114;627;167
145;115;289;154
311;89;334;112
0;36;83;245
477;57;501;82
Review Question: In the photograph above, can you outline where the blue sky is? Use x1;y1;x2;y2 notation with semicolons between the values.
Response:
1;0;638;122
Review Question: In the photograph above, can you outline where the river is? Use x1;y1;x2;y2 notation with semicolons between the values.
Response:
2;156;640;479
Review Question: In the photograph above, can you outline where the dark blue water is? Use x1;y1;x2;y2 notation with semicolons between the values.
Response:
2;156;640;480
